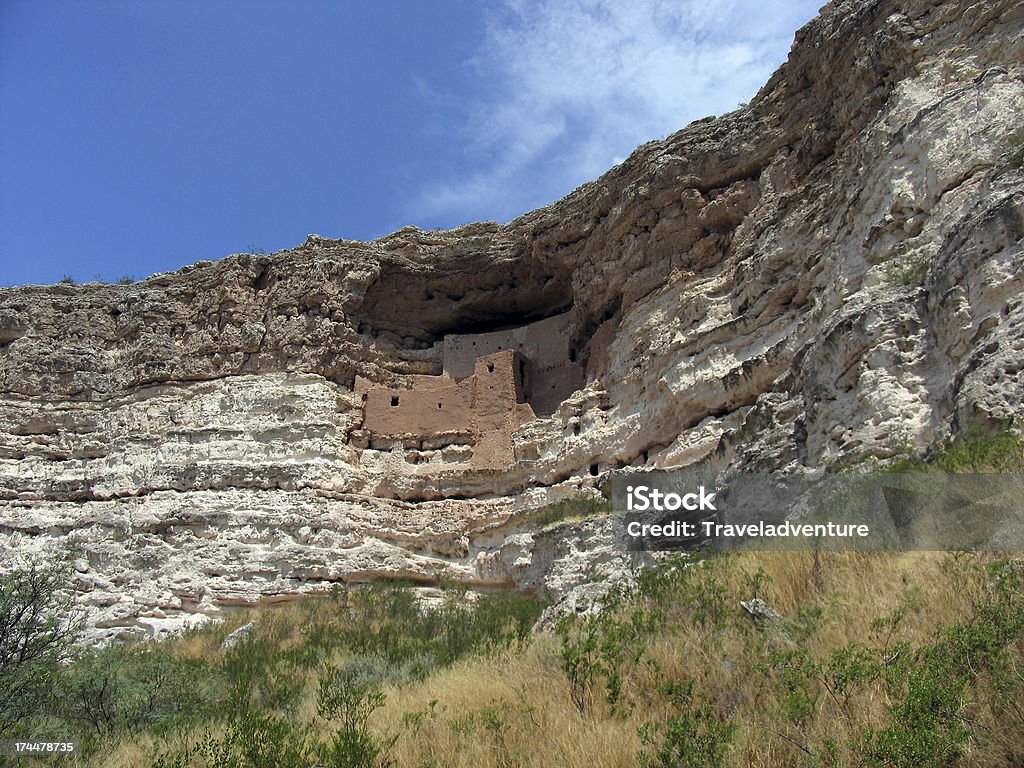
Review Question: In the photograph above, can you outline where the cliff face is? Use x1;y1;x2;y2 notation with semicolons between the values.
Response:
2;0;1023;640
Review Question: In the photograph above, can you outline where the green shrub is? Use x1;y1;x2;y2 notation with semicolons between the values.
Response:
154;710;314;768
0;557;82;734
765;649;820;726
315;664;396;768
489;494;612;540
61;645;214;739
556;557;736;716
322;581;544;677
855;564;1024;766
152;664;397;768
884;253;930;286
1008;127;1024;168
638;678;737;768
218;634;306;717
889;429;1024;473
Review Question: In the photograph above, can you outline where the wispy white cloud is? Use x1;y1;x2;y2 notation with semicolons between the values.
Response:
409;0;822;226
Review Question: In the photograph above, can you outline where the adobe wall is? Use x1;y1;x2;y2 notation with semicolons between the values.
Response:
442;310;583;416
527;362;585;416
443;312;576;380
585;314;620;383
357;349;529;441
357;309;597;466
470;351;526;431
358;373;472;439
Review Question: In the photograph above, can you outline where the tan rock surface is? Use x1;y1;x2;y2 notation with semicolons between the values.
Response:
2;0;1023;640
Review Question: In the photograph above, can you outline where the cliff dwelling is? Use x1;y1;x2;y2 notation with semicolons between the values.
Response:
354;311;587;469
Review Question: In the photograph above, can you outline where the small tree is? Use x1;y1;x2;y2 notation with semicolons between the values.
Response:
0;557;82;732
316;664;396;768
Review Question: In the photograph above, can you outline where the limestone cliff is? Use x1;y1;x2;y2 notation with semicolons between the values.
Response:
1;0;1023;639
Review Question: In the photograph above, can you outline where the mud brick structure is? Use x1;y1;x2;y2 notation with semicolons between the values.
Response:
357;312;584;466
357;349;529;439
443;313;575;378
443;312;583;416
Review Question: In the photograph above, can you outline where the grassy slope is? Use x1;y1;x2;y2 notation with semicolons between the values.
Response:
7;432;1024;768
90;550;1022;768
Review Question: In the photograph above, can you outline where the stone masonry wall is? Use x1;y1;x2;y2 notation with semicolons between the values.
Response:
357;349;530;441
443;312;576;380
443;311;583;415
526;361;584;416
357;374;471;438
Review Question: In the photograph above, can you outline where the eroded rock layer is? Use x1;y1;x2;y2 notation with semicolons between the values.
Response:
2;0;1023;639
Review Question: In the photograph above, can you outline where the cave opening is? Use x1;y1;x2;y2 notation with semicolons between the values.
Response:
353;249;575;346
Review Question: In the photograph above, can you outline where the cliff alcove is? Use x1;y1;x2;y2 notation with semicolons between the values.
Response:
1;0;1022;641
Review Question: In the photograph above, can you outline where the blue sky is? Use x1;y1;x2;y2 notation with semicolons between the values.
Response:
0;0;822;286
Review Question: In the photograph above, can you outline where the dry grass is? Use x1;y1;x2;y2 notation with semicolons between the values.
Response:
359;551;1013;768
62;549;1022;768
56;432;1024;766
378;637;641;768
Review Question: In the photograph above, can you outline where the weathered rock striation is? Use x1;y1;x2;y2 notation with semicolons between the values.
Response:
1;0;1023;640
